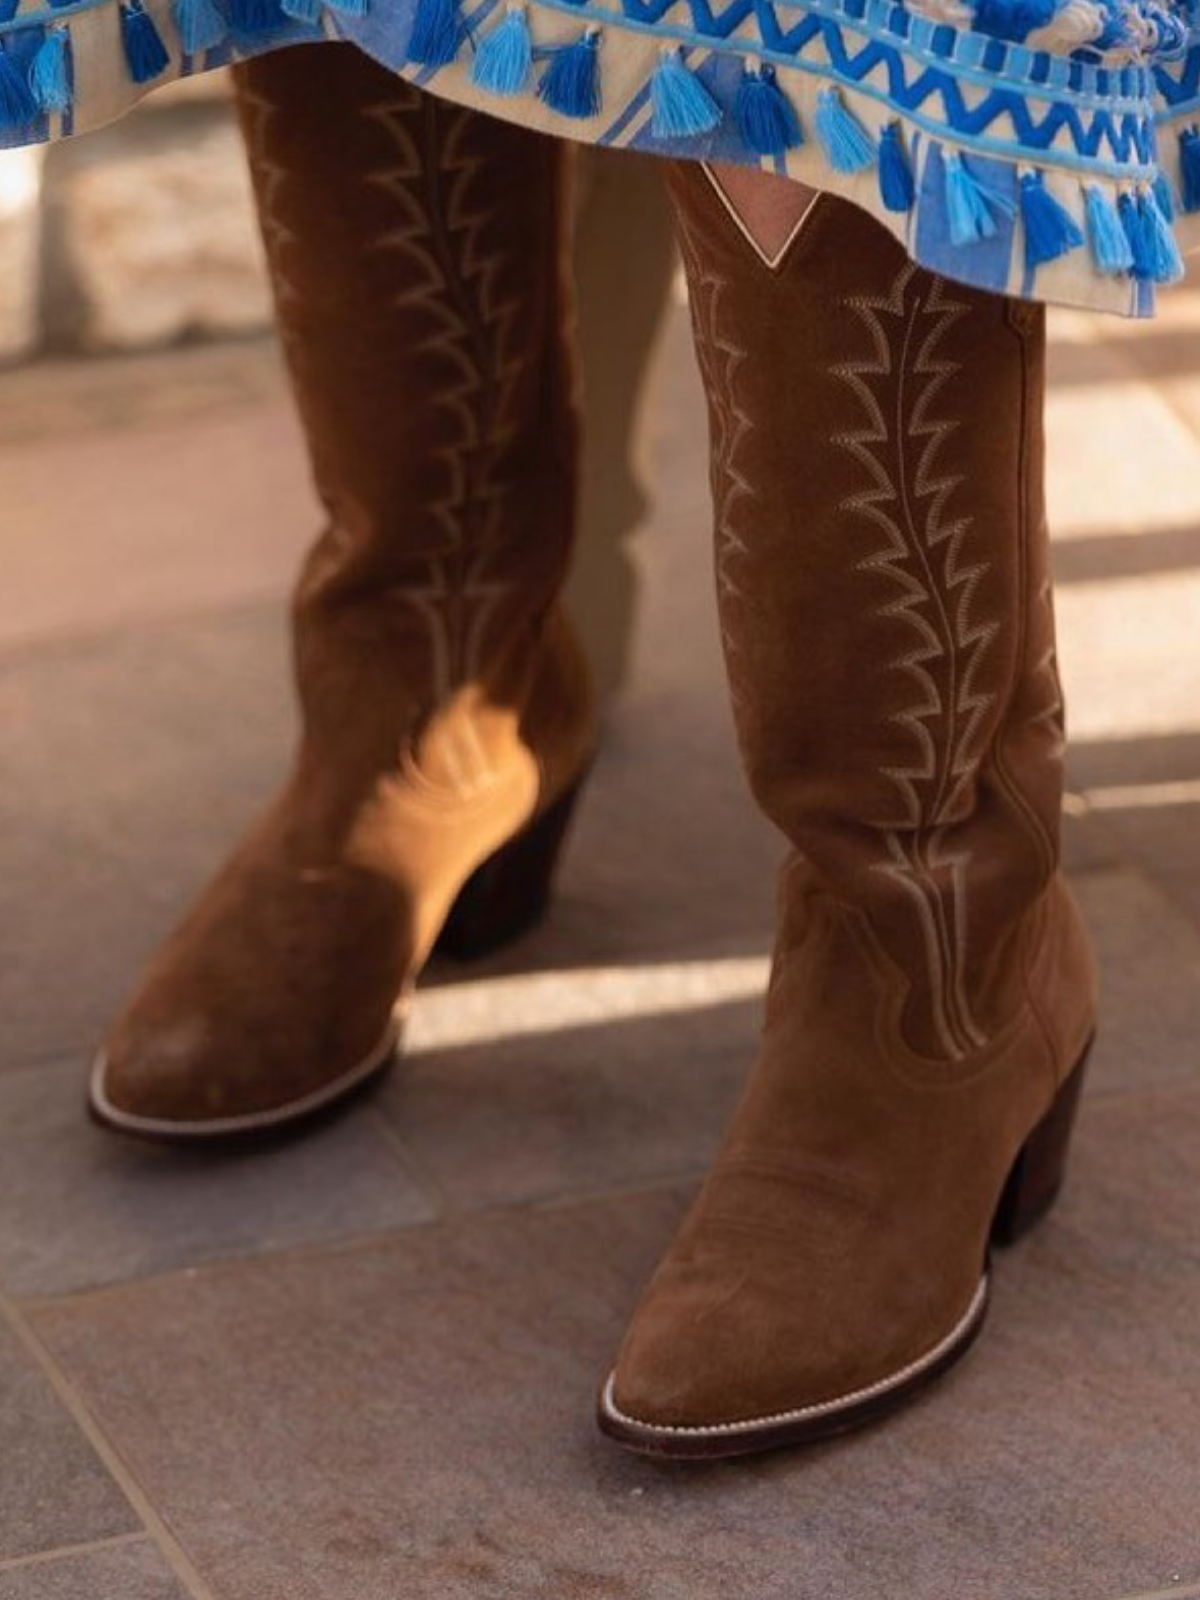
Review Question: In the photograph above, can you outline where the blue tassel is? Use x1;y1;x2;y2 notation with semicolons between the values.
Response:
28;27;72;115
121;3;170;82
537;30;600;119
1142;188;1184;284
944;151;1000;246
471;3;532;96
1118;191;1154;281
229;0;285;29
878;121;914;212
1083;184;1133;276
174;0;227;52
1153;170;1177;224
650;47;721;139
406;0;464;64
734;66;801;157
0;44;36;128
326;0;368;14
973;0;1057;38
281;0;322;19
814;87;876;173
1180;128;1200;214
1019;172;1083;272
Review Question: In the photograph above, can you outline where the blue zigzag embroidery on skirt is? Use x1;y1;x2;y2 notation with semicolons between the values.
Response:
0;0;1192;316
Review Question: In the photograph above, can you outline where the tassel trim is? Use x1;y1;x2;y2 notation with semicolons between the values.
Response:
878;121;914;213
735;65;802;156
814;87;876;173
1019;170;1084;272
120;1;169;83
0;41;38;126
943;150;1013;246
0;0;1185;305
472;2;532;96
406;0;464;67
174;0;227;52
537;28;601;119
29;27;72;114
650;47;721;139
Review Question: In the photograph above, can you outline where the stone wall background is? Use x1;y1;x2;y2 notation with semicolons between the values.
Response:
0;73;269;366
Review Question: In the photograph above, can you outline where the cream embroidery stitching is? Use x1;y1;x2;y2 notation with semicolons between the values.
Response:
833;265;999;1061
673;209;756;711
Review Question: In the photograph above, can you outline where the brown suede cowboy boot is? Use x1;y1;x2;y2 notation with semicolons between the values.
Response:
91;47;594;1139
599;169;1097;1458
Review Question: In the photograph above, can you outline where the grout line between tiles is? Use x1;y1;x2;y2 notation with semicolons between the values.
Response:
14;1166;698;1317
0;1531;147;1574
0;591;286;675
1106;1584;1200;1600
0;1291;219;1600
362;1102;452;1218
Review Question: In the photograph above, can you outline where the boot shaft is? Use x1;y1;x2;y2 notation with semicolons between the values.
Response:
231;48;591;831
232;47;582;729
666;164;1069;1061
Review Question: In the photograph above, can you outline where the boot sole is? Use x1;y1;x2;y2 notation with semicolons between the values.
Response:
86;775;589;1143
87;1015;403;1144
597;1041;1092;1461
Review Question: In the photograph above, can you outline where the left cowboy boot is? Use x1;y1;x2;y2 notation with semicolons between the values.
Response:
90;50;594;1139
598;168;1098;1458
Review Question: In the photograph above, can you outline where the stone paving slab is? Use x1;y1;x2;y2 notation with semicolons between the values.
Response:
0;1318;134;1563
0;1058;433;1300
0;1541;188;1600
1045;320;1200;546
383;978;758;1215
0;348;309;657
4;261;1200;1600
1074;869;1200;1097
30;1073;1200;1600
1069;733;1200;937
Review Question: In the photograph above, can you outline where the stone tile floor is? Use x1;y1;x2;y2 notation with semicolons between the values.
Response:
3;281;1200;1600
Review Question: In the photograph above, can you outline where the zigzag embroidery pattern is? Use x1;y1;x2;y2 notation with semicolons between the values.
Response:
343;91;534;791
832;264;999;1060
561;0;1159;165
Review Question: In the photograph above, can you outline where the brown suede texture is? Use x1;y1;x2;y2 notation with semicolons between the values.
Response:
608;167;1098;1430
97;47;595;1127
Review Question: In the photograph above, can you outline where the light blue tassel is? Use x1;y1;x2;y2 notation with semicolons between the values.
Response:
878;121;914;212
1180;128;1200;214
406;0;463;65
1083;184;1133;276
1118;191;1154;281
281;0;323;20
944;151;1000;246
28;27;72;115
121;2;170;82
1019;172;1083;272
537;30;600;119
0;44;37;127
174;0;227;52
326;0;368;13
734;66;801;157
1153;170;1176;223
471;3;532;96
814;88;875;173
1142;188;1184;284
650;47;721;139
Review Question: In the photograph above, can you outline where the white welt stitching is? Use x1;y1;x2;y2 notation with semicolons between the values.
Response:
601;1274;989;1437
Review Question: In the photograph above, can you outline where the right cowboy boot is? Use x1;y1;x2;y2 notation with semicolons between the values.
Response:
600;168;1097;1458
90;48;594;1139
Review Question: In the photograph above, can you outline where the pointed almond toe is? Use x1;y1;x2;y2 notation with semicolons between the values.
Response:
599;1239;992;1460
